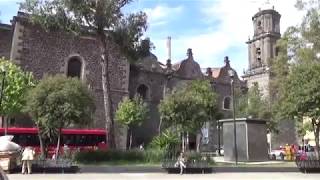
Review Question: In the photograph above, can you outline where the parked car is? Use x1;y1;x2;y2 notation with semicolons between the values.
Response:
269;147;285;160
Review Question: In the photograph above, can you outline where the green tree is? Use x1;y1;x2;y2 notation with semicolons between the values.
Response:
115;96;148;149
24;75;95;158
0;58;35;128
159;80;219;152
278;63;320;159
20;0;148;149
269;0;320;157
150;129;180;159
236;84;276;132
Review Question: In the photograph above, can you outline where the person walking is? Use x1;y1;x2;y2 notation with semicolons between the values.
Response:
21;146;35;174
284;144;291;161
290;144;296;161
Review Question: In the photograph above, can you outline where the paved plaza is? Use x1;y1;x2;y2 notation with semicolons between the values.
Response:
6;173;320;180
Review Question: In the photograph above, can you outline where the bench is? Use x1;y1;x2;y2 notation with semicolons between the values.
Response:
162;159;212;174
295;156;320;173
32;159;79;173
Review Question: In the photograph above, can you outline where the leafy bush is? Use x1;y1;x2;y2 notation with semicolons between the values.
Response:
143;148;165;163
184;151;215;165
74;150;144;163
74;149;165;164
149;129;180;159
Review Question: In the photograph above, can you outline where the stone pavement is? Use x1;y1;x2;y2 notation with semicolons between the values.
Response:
213;156;285;165
7;172;320;180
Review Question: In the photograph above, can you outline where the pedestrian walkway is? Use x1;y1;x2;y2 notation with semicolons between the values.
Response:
213;156;286;165
7;172;320;180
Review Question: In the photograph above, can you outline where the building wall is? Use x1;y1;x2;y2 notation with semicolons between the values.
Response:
244;70;270;98
0;24;12;59
10;18;129;135
128;64;166;146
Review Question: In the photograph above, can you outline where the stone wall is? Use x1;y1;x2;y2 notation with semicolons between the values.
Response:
128;64;166;146
0;24;12;59
11;18;129;133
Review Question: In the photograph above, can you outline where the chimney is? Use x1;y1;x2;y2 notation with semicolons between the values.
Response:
166;59;172;69
224;56;230;67
166;36;171;60
206;68;212;76
187;48;193;59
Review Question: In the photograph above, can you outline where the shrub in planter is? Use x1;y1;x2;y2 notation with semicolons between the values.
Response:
143;148;165;163
74;150;145;163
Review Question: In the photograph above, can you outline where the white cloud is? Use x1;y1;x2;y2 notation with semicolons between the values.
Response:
144;5;183;27
151;0;305;74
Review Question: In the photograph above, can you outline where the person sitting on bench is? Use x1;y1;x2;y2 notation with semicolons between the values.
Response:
175;152;186;175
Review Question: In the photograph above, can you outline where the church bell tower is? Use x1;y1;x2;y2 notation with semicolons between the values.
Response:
243;8;281;97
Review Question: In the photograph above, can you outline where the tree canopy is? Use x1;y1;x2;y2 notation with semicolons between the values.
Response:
235;84;276;132
269;0;320;158
115;96;148;149
116;96;148;127
159;80;219;152
159;80;219;134
24;75;95;157
0;58;35;117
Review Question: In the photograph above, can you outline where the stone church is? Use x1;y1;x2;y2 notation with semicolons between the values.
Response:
0;7;294;150
243;8;297;148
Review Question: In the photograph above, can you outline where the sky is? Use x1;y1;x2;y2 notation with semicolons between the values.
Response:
0;0;305;75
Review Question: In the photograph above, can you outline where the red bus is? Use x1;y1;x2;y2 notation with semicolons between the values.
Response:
0;127;107;157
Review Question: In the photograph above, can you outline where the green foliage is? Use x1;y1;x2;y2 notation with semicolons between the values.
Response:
0;58;35;116
297;120;313;137
236;84;276;132
24;75;95;143
279;63;320;120
150;129;180;150
159;80;219;133
278;62;320;156
269;1;320;157
143;148;166;163
115;96;148;127
74;149;165;164
236;84;271;119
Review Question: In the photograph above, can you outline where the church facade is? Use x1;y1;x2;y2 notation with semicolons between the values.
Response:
0;8;295;151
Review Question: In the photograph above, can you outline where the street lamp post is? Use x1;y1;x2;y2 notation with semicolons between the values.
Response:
217;122;221;156
228;69;238;165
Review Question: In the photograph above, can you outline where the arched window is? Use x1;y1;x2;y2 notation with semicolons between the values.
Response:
223;96;231;110
137;84;148;100
67;57;82;78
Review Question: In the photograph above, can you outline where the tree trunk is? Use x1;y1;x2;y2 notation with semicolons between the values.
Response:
129;128;132;150
186;132;189;151
196;131;202;153
55;128;62;161
98;33;116;149
37;129;45;159
3;116;7;135
181;132;185;152
158;118;162;136
315;124;320;160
